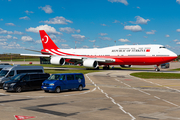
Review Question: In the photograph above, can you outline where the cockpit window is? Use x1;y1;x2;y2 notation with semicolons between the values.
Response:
159;46;166;48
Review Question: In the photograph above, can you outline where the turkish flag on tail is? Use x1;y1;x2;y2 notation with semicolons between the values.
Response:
146;49;150;52
14;115;36;120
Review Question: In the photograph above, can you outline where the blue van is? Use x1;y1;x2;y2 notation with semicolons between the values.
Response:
41;73;86;93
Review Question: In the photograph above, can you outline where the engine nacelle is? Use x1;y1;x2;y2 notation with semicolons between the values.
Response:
50;57;65;65
83;59;98;68
120;65;132;68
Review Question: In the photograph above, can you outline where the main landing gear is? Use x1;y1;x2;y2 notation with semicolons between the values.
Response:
103;65;110;70
154;65;160;72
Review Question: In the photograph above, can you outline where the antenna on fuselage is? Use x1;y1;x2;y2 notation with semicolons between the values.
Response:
114;40;116;46
75;41;77;49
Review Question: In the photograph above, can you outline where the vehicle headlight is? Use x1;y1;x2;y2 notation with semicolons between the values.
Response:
49;83;54;86
2;81;5;83
10;83;16;86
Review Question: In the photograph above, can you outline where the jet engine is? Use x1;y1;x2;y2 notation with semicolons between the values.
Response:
83;59;98;68
50;57;65;65
120;65;132;68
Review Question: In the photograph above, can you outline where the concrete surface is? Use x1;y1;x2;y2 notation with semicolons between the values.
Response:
0;62;180;119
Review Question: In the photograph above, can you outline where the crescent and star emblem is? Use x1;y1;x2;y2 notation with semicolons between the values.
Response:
42;35;48;44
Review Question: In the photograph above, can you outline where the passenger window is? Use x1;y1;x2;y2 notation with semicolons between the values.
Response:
7;71;14;77
75;74;83;80
23;75;30;81
60;75;66;80
30;74;40;80
17;70;43;74
159;46;166;48
54;75;60;80
49;75;60;80
67;75;74;80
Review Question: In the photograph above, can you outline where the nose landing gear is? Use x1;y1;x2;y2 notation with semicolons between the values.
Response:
155;65;160;71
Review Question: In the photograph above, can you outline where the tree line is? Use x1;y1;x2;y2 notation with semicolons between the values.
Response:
0;54;38;60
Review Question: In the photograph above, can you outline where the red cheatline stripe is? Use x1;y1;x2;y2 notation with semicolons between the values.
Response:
47;49;177;61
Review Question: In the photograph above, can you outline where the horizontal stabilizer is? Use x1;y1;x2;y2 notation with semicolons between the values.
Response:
25;49;50;54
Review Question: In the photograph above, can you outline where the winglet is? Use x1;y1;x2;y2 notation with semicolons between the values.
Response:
39;30;59;49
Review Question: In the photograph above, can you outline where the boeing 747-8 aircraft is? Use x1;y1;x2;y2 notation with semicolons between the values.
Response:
21;30;177;71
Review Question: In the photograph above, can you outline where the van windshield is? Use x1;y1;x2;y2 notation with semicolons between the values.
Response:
48;75;60;80
0;70;9;77
9;74;25;82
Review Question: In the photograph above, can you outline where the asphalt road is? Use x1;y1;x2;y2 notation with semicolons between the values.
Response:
0;62;180;120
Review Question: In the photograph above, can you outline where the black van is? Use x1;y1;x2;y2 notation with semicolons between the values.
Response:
3;73;50;92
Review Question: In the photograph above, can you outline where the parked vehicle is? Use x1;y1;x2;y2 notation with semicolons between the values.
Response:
42;73;86;93
161;63;170;69
0;65;44;88
0;64;11;71
3;73;50;92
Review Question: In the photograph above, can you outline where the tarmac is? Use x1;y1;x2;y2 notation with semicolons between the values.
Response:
0;62;180;120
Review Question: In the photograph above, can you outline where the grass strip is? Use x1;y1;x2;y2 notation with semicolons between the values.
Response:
1;58;40;62
131;72;180;79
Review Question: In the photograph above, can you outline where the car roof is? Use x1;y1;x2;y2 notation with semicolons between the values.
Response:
19;73;49;75
2;65;43;70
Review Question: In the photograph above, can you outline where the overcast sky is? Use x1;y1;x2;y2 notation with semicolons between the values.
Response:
0;0;180;54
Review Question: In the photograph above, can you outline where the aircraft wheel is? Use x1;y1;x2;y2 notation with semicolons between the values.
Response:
96;67;99;70
155;68;160;72
44;90;49;93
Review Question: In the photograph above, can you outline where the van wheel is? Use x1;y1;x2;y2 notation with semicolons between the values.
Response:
44;90;49;93
16;86;22;93
78;85;83;91
55;87;61;93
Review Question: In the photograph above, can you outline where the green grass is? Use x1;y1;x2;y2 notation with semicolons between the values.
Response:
131;72;180;79
171;68;180;71
21;64;86;68
21;64;101;74
1;58;40;62
3;63;180;78
21;64;153;70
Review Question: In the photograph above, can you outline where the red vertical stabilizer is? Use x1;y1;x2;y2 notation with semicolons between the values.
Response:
39;30;59;49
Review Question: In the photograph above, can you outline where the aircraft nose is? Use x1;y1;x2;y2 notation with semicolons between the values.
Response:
171;51;178;59
172;52;177;57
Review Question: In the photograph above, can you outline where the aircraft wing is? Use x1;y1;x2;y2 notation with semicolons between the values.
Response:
56;55;115;63
20;54;50;57
21;53;115;63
